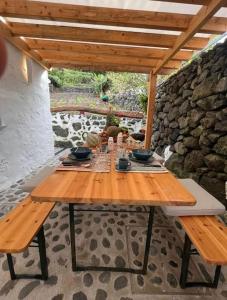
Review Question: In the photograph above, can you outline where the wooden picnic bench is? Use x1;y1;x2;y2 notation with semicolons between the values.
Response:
179;215;227;289
0;196;55;280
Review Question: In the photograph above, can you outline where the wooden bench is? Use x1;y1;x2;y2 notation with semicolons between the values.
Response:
179;215;227;289
0;196;55;280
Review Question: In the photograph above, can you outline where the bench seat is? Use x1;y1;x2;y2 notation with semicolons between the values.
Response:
162;179;225;216
180;215;227;265
179;215;227;288
0;196;55;280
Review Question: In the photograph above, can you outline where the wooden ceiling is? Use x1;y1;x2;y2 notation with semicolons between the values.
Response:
0;0;226;74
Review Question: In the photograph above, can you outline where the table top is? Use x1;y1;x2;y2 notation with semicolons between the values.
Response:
31;157;196;207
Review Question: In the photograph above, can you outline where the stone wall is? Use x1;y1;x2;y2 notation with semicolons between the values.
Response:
153;40;227;204
50;85;94;94
110;91;142;111
52;113;145;148
0;41;54;190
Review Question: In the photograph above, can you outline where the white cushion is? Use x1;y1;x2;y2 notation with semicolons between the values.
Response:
162;178;225;216
22;166;56;193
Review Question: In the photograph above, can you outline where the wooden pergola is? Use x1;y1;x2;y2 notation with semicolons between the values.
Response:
0;0;227;148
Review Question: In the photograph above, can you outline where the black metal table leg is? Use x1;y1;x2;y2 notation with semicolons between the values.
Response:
69;204;155;274
69;203;77;272
141;206;155;275
213;265;222;288
37;226;48;280
7;253;16;280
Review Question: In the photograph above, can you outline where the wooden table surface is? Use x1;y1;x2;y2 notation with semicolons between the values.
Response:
31;157;196;207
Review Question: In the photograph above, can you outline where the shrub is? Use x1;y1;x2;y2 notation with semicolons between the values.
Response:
139;93;148;113
49;74;62;88
106;112;120;127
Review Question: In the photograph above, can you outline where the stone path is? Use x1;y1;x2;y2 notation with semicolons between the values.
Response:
0;160;227;300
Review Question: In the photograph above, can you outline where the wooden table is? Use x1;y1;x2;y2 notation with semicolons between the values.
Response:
31;158;196;274
31;163;195;206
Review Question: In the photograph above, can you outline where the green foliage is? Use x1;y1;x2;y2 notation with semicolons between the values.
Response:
91;74;112;96
48;69;147;97
139;93;148;113
49;69;149;111
49;73;62;88
107;72;147;95
106;112;120;127
48;68;95;87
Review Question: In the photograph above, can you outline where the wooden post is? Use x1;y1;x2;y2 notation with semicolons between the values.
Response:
145;72;157;149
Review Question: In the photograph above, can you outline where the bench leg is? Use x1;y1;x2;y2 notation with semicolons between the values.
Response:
7;254;17;280
180;233;222;289
37;226;48;280
6;226;48;281
180;234;192;288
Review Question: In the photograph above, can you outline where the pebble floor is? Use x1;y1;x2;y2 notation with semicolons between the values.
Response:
0;156;227;300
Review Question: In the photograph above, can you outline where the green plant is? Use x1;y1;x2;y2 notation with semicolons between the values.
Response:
92;74;112;96
106;112;120;127
49;74;62;88
49;68;95;87
139;93;148;113
107;72;147;96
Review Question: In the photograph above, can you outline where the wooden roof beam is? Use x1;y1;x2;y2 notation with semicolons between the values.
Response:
0;20;49;69
0;1;227;34
8;23;209;50
48;61;174;75
38;50;182;69
154;0;224;74
26;39;194;62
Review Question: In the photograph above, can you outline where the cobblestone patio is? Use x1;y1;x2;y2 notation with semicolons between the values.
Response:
0;156;227;300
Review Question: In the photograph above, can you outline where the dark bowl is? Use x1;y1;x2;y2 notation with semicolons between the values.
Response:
130;133;145;142
70;147;91;159
132;149;153;161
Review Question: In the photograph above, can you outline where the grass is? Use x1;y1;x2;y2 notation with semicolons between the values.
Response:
50;93;121;111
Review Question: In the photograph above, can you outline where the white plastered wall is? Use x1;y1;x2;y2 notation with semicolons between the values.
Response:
0;41;54;190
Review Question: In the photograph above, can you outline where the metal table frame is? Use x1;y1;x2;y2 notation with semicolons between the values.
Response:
69;204;155;274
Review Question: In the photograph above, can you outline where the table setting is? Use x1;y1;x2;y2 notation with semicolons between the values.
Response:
115;148;168;173
57;146;111;172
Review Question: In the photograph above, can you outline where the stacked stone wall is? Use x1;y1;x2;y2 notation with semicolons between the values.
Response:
153;40;227;203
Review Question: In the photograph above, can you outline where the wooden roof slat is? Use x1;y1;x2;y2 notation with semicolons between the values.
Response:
8;22;209;50
26;39;194;61
39;50;181;69
1;1;226;73
154;0;224;74
153;0;227;7
0;21;49;70
48;61;173;75
0;1;226;34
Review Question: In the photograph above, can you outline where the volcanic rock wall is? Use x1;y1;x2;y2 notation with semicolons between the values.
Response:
153;40;227;204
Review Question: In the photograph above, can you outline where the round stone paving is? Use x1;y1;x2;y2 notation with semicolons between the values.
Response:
0;170;225;300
